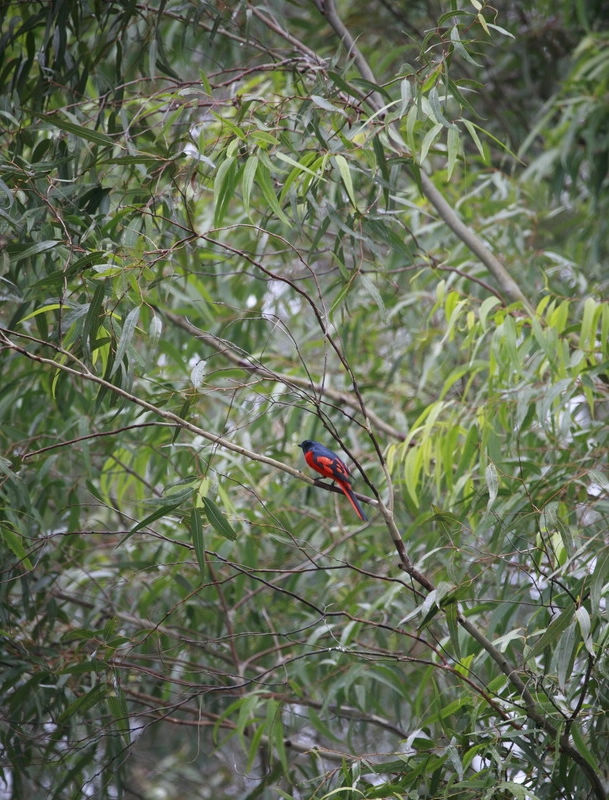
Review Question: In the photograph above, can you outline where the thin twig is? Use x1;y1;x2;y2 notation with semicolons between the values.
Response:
163;309;406;441
312;0;534;313
1;327;375;512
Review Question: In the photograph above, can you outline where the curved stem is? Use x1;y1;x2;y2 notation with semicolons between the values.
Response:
313;0;534;314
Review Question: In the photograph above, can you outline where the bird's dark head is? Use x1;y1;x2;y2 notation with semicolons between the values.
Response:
298;440;314;451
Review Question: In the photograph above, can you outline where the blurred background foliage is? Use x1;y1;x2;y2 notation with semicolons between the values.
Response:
1;1;609;798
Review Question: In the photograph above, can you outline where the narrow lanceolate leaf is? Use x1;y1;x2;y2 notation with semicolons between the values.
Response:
333;154;358;211
428;87;453;128
38;114;114;145
242;154;258;218
419;123;443;164
446;126;460;180
190;508;206;579
462;118;487;161
57;685;107;725
571;722;601;772
372;135;390;206
18;303;64;323
399;78;412;115
4;527;33;570
485;462;498;510
213;156;239;227
580;296;600;350
275;150;323;180
11;240;62;263
591;546;609;617
126;497;187;538
202;496;237;541
310;94;344;114
110;305;140;376
574;606;595;656
107;686;131;745
254;161;290;225
526;604;575;661
556;622;576;692
83;282;106;356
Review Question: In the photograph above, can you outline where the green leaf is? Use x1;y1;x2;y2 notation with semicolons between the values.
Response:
445;602;461;659
267;700;288;775
404;445;422;508
213;112;246;140
51;748;98;800
574;606;595;656
254;161;290;225
419;122;443;164
90;264;123;278
446;125;460;179
333;154;358;210
428;87;453;128
57;685;107;725
372;134;390;205
462;118;522;163
190;508;206;579
486;23;515;39
83;282;106;356
417;581;454;629
485;462;498;510
494;782;540;800
591;546;609;616
329;274;356;316
580;296;600;350
479;296;501;328
360;273;385;314
462;118;487;161
126;497;188;538
10;240;62;263
3;527;33;570
310;94;345;115
213;156;240;227
275;150;325;180
242;154;258;218
18;303;64;323
202;496;237;541
449;25;482;67
571;722;601;772
38;114;114;145
107;687;131;745
110;305;140;377
476;12;490;36
555;622;577;692
399;78;412;115
526;604;575;661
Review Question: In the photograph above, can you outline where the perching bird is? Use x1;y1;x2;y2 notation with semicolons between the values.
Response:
298;440;367;521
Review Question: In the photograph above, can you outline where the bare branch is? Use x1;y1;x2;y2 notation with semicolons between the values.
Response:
163;309;407;442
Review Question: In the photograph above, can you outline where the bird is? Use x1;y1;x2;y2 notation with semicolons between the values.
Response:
298;440;367;521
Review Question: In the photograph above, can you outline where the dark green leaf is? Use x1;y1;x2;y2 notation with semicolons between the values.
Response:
202;496;237;541
190;508;206;579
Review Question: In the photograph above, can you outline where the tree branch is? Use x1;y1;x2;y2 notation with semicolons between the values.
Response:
0;328;374;513
312;0;534;313
162;309;406;442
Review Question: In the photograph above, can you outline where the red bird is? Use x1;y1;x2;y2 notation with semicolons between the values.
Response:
298;440;367;521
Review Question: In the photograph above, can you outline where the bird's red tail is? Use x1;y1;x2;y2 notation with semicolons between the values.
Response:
337;479;367;521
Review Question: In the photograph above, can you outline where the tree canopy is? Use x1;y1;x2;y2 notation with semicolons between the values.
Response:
1;1;609;798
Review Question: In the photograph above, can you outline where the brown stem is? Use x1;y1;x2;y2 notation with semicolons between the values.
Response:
312;0;534;313
163;310;406;442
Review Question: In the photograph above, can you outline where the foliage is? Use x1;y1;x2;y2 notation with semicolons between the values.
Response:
521;31;609;275
1;1;609;799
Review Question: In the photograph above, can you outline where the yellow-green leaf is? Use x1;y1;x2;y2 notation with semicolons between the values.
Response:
333;154;358;210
